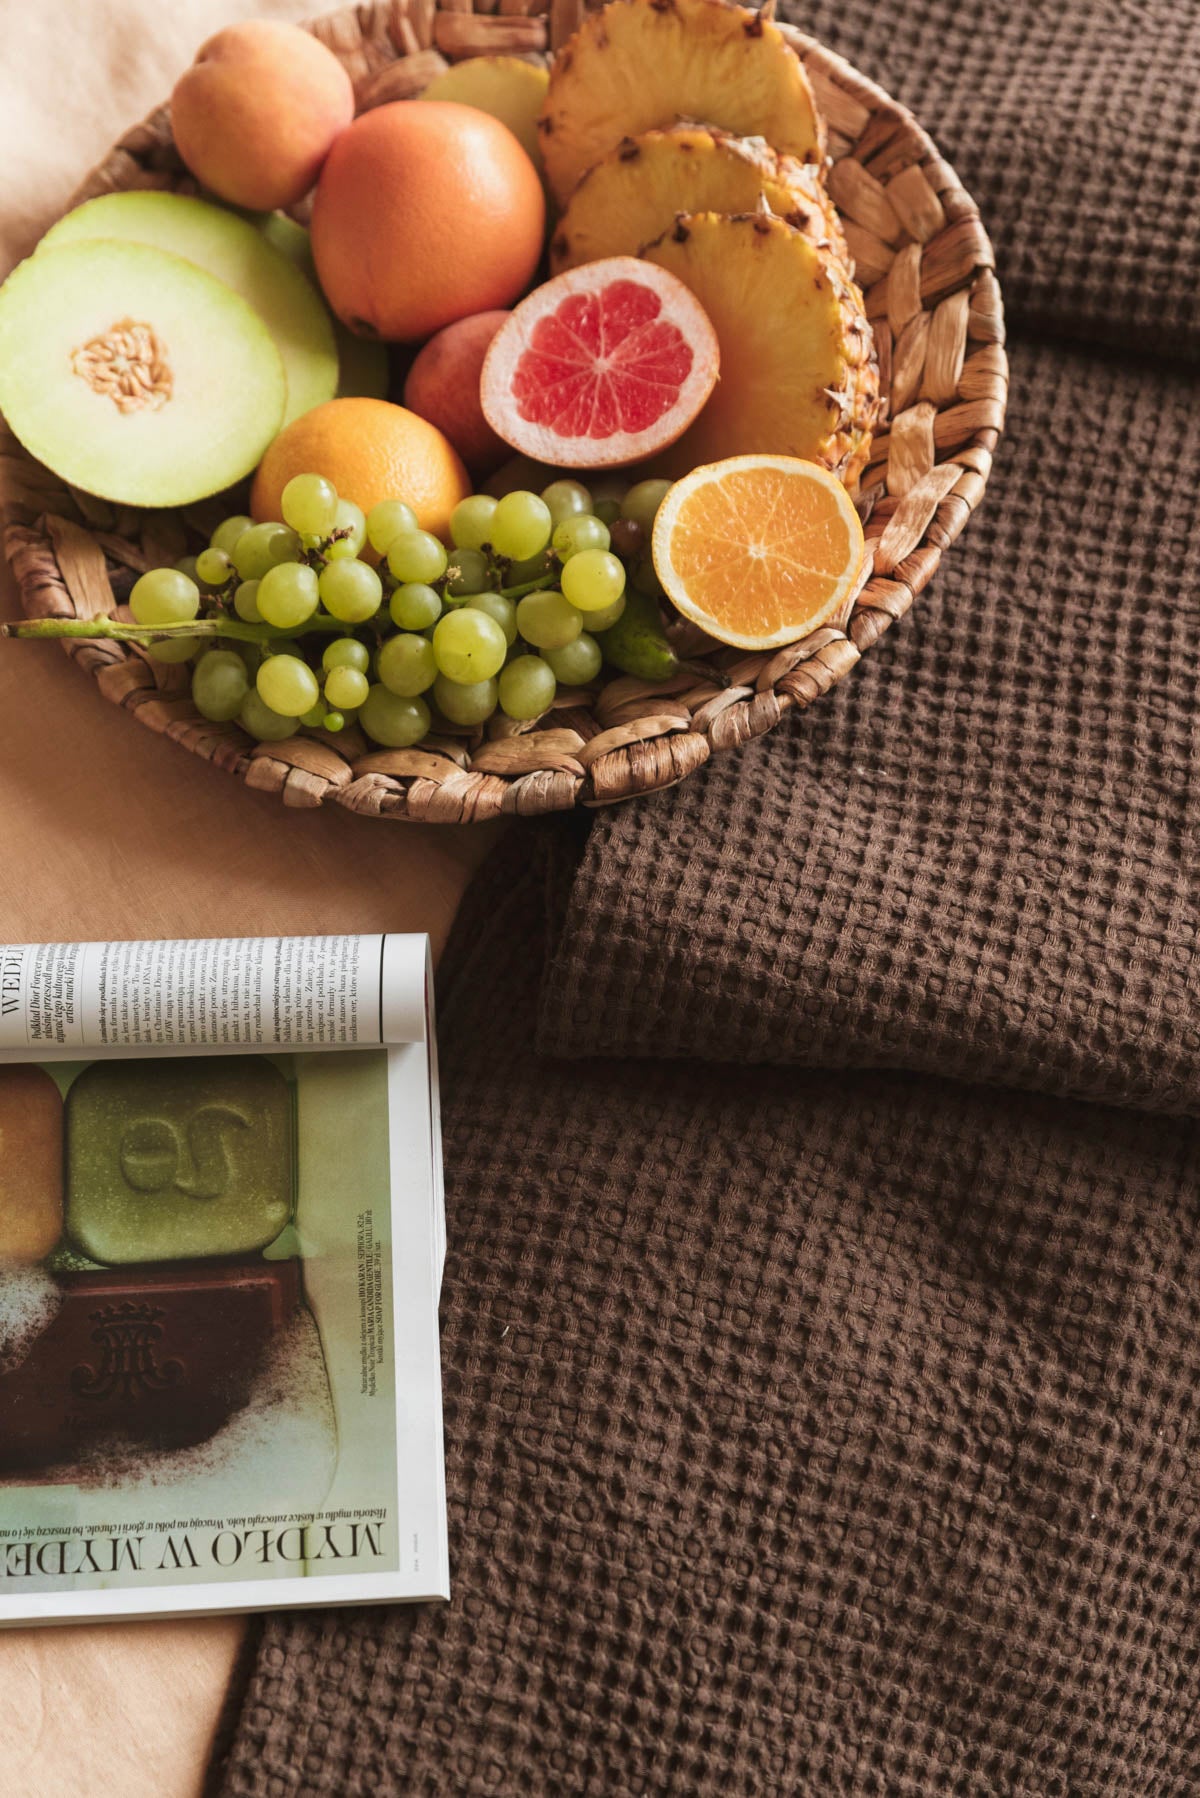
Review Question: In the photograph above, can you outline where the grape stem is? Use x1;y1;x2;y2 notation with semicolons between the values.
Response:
0;615;350;644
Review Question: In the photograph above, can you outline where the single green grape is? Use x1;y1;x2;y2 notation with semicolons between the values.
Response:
195;547;235;587
318;558;383;623
322;637;371;674
467;591;518;646
174;555;203;585
543;632;602;685
377;633;438;698
593;498;622;526
323;665;370;710
387;530;448;585
450;494;498;551
130;567;200;626
621;478;673;532
433;607;508;683
541;479;593;527
233;522;303;582
147;636;203;664
581;591;626;632
366;499;419;555
432;674;498;726
446;547;490;596
326;499;367;561
632;555;666;600
232;580;262;623
516;588;583;650
263;637;301;658
389;582;443;631
281;473;338;537
257;562;320;630
300;702;328;728
498;655;557;721
323;711;347;732
552;514;610;560
210;514;254;557
239;690;297;742
360;684;431;747
561;548;626;613
256;653;320;718
191;649;249;722
491;490;552;561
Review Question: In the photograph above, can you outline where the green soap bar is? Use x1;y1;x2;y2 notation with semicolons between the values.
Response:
66;1057;292;1264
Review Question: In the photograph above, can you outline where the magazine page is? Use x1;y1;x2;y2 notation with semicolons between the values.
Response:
0;936;448;1626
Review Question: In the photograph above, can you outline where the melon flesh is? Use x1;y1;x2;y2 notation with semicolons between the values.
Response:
539;0;824;205
641;211;879;483
257;211;390;400
0;239;287;506
41;192;337;425
551;124;847;273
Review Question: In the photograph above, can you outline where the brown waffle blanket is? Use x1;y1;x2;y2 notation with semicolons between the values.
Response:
216;2;1200;1792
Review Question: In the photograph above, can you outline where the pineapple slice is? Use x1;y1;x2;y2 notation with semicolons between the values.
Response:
539;0;825;206
641;210;880;484
550;124;848;274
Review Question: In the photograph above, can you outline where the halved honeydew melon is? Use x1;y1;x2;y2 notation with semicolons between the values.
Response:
41;192;337;425
256;210;390;401
0;239;287;506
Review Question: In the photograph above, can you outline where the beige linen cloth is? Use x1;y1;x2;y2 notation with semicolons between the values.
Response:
0;4;493;1792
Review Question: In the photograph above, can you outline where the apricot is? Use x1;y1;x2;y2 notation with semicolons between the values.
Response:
403;311;511;474
171;20;355;212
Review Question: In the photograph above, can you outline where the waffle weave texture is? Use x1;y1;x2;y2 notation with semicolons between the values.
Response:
216;0;1200;1792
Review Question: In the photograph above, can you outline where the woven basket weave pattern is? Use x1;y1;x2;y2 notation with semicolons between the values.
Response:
0;0;1007;821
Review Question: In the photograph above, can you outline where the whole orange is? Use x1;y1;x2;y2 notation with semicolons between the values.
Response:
310;101;545;343
250;398;470;543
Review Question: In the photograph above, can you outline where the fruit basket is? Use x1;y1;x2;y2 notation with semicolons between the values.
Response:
1;0;1006;822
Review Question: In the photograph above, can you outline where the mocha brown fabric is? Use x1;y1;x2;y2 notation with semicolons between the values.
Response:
216;1;1200;1793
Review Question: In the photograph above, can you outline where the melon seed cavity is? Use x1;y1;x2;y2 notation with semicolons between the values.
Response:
71;318;173;413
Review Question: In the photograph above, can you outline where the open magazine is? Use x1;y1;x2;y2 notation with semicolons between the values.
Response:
0;934;448;1626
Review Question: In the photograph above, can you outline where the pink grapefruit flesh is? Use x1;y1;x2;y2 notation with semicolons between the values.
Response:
479;257;719;469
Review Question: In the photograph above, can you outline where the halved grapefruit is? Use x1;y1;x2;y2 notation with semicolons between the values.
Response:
479;257;719;469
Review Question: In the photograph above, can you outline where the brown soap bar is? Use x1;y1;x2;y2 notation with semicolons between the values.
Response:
0;1066;63;1263
0;1256;300;1477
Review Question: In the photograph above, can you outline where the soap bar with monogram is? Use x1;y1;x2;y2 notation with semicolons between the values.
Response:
0;1256;301;1475
0;1066;64;1263
65;1057;292;1264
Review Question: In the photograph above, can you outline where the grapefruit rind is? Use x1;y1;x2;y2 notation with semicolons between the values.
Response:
652;454;867;651
479;256;719;470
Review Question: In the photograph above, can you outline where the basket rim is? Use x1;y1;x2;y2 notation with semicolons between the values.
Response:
1;0;1008;823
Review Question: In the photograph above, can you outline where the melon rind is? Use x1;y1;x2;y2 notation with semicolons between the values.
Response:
0;239;287;506
41;192;338;425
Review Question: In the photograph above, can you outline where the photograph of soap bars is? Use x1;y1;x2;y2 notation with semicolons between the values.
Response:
0;1056;328;1484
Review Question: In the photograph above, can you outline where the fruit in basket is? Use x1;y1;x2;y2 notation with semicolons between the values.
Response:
257;212;389;400
538;0;824;205
0;239;285;506
403;311;511;474
42;193;338;427
652;454;865;649
479;258;719;469
550;125;847;273
311;103;545;343
170;20;355;211
421;55;549;170
250;399;470;543
641;212;879;482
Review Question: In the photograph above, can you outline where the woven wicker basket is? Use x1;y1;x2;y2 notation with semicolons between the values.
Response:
1;0;1006;822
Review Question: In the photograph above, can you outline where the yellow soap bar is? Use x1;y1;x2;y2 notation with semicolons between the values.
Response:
0;1066;64;1262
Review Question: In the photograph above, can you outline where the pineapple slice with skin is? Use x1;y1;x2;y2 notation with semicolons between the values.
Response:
550;124;849;275
641;210;880;485
539;0;825;206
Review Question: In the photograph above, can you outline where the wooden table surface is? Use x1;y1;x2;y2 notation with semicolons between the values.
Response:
0;5;498;1786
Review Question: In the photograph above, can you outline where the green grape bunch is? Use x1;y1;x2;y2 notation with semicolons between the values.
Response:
97;467;679;749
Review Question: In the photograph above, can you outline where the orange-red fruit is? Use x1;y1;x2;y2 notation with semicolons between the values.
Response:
480;258;719;469
403;311;511;474
311;102;545;344
171;21;355;212
250;398;470;544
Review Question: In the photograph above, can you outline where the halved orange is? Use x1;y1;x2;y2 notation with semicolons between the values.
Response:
652;454;866;650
